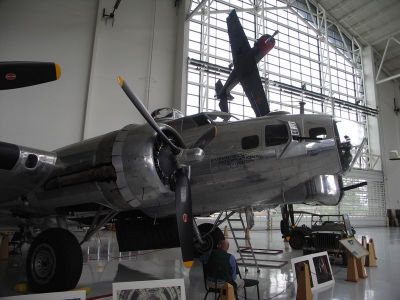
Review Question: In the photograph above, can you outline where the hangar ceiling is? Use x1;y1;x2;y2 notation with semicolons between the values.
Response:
317;0;400;82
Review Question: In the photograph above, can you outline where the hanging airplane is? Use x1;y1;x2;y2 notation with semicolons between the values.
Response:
0;11;354;294
215;10;278;117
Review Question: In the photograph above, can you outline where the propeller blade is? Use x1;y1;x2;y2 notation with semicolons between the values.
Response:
175;167;194;268
191;126;217;149
342;181;367;192
117;76;181;154
271;30;279;38
0;61;61;90
266;30;279;43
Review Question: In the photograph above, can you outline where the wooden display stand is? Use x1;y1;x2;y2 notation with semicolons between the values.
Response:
361;236;367;266
296;262;312;300
220;282;235;300
0;234;10;260
346;251;368;282
365;240;377;267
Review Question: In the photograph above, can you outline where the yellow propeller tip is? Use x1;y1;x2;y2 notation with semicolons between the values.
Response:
117;76;124;86
183;261;194;268
55;63;61;80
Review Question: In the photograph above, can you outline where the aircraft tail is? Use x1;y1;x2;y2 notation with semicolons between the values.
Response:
215;79;234;113
215;80;228;113
215;79;223;97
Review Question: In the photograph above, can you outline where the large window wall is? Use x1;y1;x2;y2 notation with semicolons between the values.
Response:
186;0;385;221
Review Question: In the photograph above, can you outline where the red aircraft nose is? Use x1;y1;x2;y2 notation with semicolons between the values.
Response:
261;34;276;55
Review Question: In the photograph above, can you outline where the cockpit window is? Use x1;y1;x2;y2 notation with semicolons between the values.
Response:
309;127;327;139
265;125;289;146
242;135;259;150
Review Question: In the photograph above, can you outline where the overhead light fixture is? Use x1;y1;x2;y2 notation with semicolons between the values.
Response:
102;0;122;26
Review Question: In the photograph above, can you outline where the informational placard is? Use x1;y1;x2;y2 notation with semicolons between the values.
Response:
113;278;186;300
291;251;335;291
0;290;86;300
339;237;368;259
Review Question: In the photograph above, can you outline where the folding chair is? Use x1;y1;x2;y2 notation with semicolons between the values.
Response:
237;263;260;300
203;263;238;300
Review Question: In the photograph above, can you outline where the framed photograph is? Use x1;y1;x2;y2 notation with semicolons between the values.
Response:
113;278;185;300
291;251;334;291
0;290;86;300
339;237;368;259
312;253;334;289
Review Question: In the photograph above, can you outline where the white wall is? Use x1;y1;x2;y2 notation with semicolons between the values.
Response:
84;0;183;138
377;79;400;209
0;0;98;150
0;0;186;148
362;46;400;210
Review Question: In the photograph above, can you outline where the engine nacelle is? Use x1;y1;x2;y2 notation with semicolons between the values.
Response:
26;123;182;214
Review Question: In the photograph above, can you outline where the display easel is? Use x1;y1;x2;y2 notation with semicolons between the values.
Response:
365;239;377;267
0;234;10;260
346;251;368;282
296;262;312;300
339;237;369;282
220;282;235;300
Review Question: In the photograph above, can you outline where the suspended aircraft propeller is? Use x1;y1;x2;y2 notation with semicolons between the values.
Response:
0;61;61;90
117;76;216;267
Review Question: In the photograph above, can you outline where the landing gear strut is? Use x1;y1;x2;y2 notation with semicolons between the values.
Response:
280;204;294;239
280;204;306;250
26;228;83;292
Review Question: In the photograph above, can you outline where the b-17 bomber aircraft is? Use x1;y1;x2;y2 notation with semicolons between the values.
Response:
0;13;353;294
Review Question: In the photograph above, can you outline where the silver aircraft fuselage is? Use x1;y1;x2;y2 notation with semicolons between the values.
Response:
0;111;347;222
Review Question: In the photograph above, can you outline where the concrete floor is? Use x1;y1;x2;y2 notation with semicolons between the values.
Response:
0;227;399;299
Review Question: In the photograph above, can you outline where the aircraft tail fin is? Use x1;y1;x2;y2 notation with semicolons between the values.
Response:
215;79;223;97
215;79;234;113
215;80;229;113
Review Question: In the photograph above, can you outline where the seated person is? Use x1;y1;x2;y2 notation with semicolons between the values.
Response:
204;239;244;290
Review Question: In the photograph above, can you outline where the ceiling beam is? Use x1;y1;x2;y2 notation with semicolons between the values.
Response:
372;29;400;46
186;0;212;22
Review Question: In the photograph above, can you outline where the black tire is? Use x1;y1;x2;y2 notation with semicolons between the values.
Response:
289;230;305;250
194;223;224;257
26;228;83;293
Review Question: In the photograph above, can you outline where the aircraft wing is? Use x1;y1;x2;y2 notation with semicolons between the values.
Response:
239;65;270;117
227;10;251;62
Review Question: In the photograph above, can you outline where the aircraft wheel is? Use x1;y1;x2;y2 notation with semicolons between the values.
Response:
26;228;83;292
194;223;224;257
